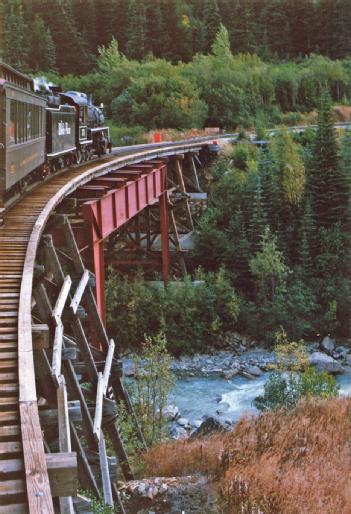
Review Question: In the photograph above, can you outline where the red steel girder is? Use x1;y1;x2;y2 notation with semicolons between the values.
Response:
80;161;169;322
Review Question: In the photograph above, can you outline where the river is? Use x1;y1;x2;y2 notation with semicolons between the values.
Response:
169;372;351;425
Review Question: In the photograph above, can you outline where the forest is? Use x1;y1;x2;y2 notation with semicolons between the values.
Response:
106;94;351;352
2;1;351;131
2;0;351;74
1;0;350;346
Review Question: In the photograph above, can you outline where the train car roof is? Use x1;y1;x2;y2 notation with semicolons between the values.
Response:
0;60;34;91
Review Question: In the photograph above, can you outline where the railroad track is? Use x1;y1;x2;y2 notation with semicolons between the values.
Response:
0;165;91;513
0;140;212;513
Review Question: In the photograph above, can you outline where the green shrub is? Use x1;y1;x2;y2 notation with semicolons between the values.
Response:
106;122;147;146
111;74;208;129
131;333;175;446
254;367;339;412
106;268;239;355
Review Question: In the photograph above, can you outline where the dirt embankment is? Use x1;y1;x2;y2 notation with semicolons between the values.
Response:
142;397;351;514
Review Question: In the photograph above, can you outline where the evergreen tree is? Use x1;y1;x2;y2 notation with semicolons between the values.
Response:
259;0;291;58
211;23;232;60
298;198;315;278
72;0;97;52
95;0;115;47
41;0;92;74
259;148;279;233
145;0;164;57
113;0;130;53
230;0;257;53
288;0;315;57
337;131;351;229
45;28;57;71
28;16;57;71
226;208;251;291
309;92;341;229
248;175;267;253
126;0;147;60
203;0;221;53
2;0;28;70
159;0;191;61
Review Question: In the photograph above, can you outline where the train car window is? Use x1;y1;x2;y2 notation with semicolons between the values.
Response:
21;102;25;142
22;103;26;141
18;102;22;143
22;103;26;142
79;106;87;123
35;105;38;138
9;100;15;145
27;104;32;141
40;107;43;137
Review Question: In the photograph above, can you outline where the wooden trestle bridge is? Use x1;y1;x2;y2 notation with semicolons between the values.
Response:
0;139;217;514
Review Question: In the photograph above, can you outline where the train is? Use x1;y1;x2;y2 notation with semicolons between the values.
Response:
0;60;112;219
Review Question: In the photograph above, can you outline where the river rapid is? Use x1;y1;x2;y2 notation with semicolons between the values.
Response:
169;372;351;426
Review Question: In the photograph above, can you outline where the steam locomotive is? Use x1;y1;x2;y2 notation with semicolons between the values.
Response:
0;61;112;217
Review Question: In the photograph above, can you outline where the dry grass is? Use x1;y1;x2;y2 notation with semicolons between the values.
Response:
143;433;225;478
143;397;351;513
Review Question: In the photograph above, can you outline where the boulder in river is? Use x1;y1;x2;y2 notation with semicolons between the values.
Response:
244;365;263;377
177;417;191;429
320;336;335;355
190;415;227;438
163;404;180;421
170;425;188;440
308;351;343;374
224;368;239;380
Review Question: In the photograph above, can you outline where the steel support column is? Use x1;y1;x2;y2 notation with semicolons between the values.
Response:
159;191;170;285
93;240;105;324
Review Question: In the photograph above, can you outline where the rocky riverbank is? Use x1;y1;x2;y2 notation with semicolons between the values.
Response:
123;334;351;380
118;475;218;514
122;335;351;440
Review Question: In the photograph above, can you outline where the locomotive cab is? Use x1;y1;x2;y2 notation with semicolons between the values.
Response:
60;92;91;162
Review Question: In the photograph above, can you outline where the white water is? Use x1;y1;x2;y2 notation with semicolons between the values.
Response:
170;372;351;424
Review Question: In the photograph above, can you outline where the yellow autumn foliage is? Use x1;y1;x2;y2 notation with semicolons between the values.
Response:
271;130;305;205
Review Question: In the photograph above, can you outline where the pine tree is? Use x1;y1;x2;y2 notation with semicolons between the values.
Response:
298;198;316;277
114;0;130;53
95;0;115;47
45;28;57;71
158;0;189;61
248;175;267;253
230;0;257;54
337;131;351;229
72;0;97;52
258;0;291;58
211;23;232;60
126;0;147;60
41;0;92;74
309;92;341;229
203;0;221;53
2;0;28;70
27;16;57;71
288;0;315;57
145;0;165;57
258;148;279;233
226;208;251;291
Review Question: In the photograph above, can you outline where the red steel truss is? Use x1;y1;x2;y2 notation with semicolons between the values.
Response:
79;160;169;322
